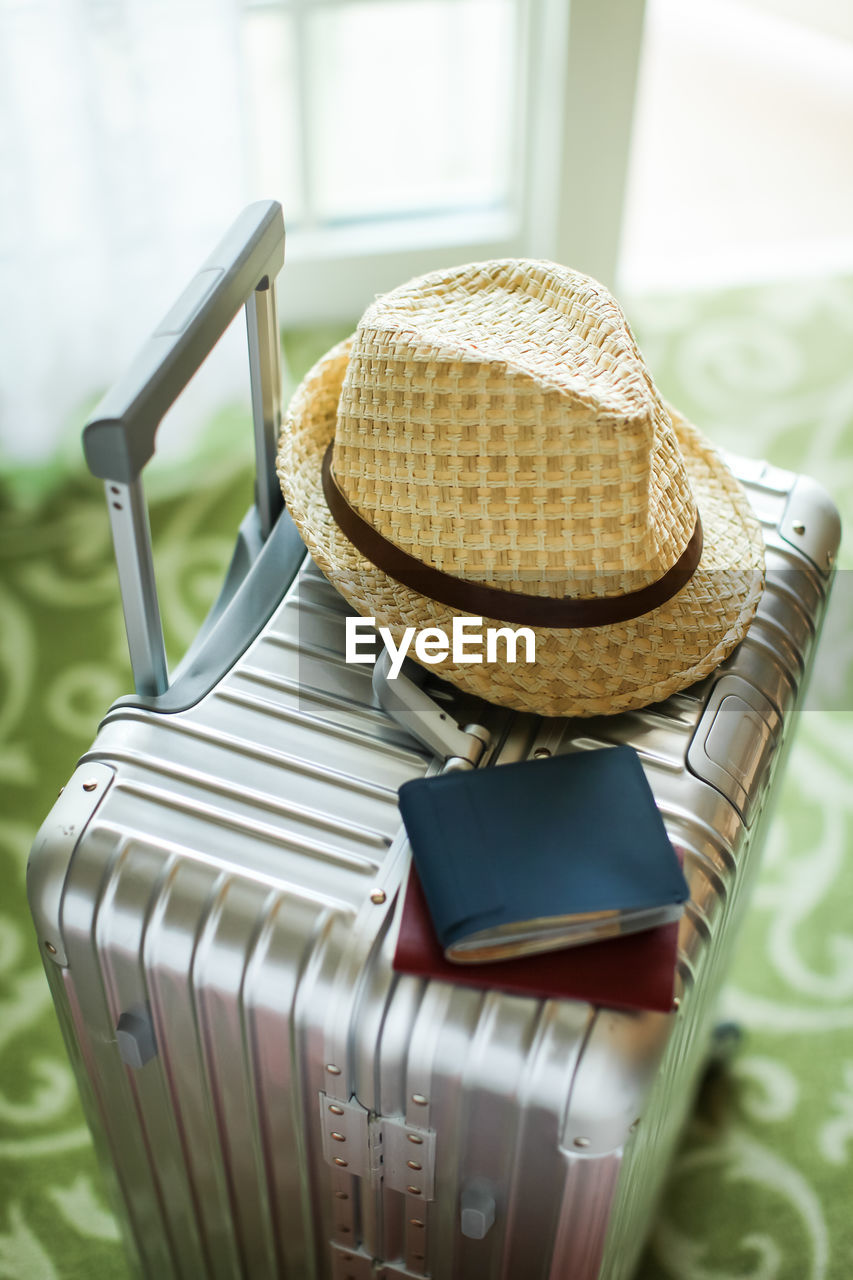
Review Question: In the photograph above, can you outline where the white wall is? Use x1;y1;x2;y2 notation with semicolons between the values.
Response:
621;0;853;290
3;0;853;467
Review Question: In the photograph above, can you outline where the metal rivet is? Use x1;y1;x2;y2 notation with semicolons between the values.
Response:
370;890;386;905
82;779;98;792
112;503;123;510
792;520;806;535
335;1191;349;1200
407;1133;423;1144
407;1160;422;1170
333;1157;348;1167
410;1218;425;1228
411;1093;428;1106
573;1136;591;1149
331;1132;346;1142
407;1185;422;1195
672;997;681;1012
329;1104;344;1115
326;1063;342;1075
45;942;57;955
533;747;551;758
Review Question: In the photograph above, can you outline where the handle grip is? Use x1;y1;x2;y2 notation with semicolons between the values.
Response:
83;201;287;698
83;200;284;486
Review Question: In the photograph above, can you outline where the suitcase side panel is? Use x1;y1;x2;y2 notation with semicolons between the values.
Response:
594;462;839;1280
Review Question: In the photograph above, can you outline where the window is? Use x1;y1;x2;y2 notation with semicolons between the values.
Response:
240;0;646;321
0;0;645;461
245;0;518;227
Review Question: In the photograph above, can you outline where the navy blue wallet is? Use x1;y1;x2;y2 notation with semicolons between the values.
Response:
397;745;689;963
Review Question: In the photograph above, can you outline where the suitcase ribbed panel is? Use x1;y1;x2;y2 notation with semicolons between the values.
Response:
593;463;831;1280
51;566;440;1278
358;975;592;1278
31;459;837;1280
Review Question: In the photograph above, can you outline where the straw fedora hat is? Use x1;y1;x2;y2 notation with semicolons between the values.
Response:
277;259;765;718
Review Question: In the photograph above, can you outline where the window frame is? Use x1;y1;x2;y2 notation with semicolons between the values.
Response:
242;0;647;324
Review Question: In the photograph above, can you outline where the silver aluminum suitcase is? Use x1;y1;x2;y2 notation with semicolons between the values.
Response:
27;203;842;1280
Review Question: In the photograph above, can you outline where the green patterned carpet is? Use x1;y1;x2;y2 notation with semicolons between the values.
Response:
1;283;851;1279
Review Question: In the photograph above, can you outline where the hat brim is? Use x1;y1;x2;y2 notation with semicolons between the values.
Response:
277;338;765;718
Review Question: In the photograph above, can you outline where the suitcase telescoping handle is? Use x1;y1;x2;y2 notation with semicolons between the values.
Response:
83;201;286;698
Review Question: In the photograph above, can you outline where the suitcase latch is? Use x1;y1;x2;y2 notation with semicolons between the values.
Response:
381;1116;436;1200
319;1094;436;1200
372;651;490;768
319;1094;384;1182
331;1243;430;1279
687;674;781;825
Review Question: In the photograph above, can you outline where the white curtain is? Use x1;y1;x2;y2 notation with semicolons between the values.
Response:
0;0;252;467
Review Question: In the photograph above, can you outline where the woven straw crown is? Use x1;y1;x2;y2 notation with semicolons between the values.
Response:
277;258;765;718
333;260;696;598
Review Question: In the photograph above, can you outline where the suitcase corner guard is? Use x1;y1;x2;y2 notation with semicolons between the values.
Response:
26;762;116;967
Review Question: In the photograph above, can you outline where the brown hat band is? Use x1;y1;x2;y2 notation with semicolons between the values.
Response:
321;444;703;629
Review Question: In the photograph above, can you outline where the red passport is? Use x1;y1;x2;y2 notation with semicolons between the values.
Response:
392;868;680;1014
